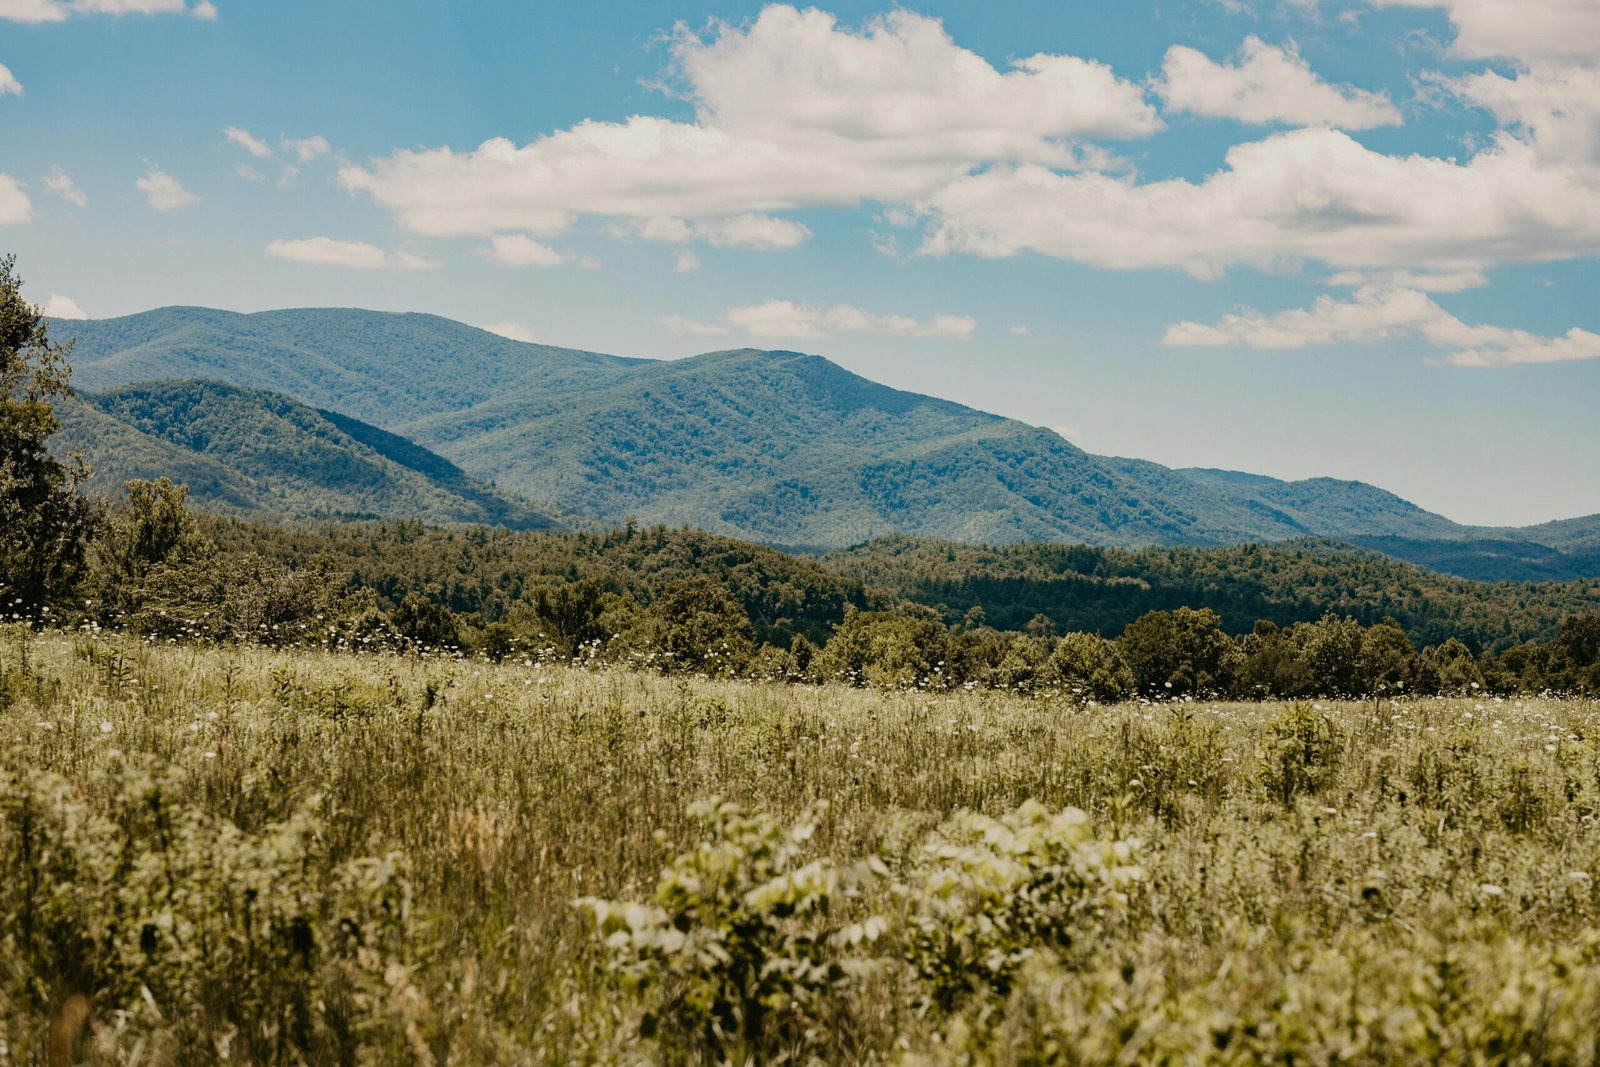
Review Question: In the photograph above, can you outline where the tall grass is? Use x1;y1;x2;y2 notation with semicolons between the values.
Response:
3;622;1600;1062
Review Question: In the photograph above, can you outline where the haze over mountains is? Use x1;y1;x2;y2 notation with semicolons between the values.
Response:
50;306;1600;581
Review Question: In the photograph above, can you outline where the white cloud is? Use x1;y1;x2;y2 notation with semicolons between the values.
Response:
42;292;86;319
1162;284;1600;366
223;125;273;159
0;61;20;96
659;313;731;336
1162;286;1442;347
1446;65;1600;164
1367;0;1600;65
1444;327;1600;367
630;213;812;250
1324;268;1487;291
226;132;273;164
282;134;330;162
0;174;32;225
136;166;197;211
480;321;538;342
479;233;567;267
1155;37;1402;128
1;0;217;20
43;166;85;206
339;5;1156;240
725;301;832;340
235;163;265;183
724;299;976;340
324;1;1600;284
265;236;438;270
674;249;701;273
919;127;1600;277
0;0;66;21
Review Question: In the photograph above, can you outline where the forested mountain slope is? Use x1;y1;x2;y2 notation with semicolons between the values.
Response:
53;307;1600;572
52;380;554;529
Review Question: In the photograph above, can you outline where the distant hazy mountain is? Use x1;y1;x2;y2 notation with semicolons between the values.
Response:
53;379;554;529
54;307;1600;577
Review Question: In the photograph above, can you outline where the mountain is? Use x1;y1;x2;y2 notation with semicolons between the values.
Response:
52;379;555;529
62;306;643;426
52;307;1600;575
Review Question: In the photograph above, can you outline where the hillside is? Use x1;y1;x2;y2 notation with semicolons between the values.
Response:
52;307;1600;572
823;535;1600;650
52;380;555;529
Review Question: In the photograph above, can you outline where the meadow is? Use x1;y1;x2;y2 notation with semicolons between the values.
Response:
4;623;1600;1065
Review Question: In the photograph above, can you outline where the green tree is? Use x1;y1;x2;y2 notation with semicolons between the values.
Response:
814;607;956;689
95;477;206;617
641;576;756;676
1117;607;1234;696
0;255;96;613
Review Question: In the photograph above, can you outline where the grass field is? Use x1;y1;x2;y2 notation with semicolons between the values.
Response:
4;623;1600;1064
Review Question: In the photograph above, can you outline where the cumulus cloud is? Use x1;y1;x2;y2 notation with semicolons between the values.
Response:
1155;37;1402;128
724;299;976;340
0;174;32;225
674;249;701;273
223;125;273;159
1163;284;1600;366
136;166;197;211
480;321;538;342
265;236;438;270
282;135;330;162
1446;65;1600;163
1367;0;1600;65
918;127;1600;277
1;0;217;21
478;233;567;267
339;5;1155;242
42;293;86;318
43;166;86;206
0;61;20;96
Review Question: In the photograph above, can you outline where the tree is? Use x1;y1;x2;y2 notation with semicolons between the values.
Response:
95;477;206;617
641;576;755;676
1117;607;1234;696
0;255;97;613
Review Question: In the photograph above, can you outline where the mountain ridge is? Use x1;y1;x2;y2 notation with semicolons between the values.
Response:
50;306;1600;577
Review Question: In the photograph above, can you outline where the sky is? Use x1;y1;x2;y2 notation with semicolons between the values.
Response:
2;0;1598;527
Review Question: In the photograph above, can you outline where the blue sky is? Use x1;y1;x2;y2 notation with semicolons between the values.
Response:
2;0;1597;527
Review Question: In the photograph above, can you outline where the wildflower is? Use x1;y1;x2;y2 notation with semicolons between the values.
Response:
99;721;113;734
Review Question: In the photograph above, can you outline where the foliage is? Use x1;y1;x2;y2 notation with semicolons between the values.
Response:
0;759;430;1063
581;799;873;1063
899;801;1142;1011
0;254;98;613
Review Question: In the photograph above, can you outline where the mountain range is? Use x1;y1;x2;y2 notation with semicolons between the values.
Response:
49;305;1600;581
